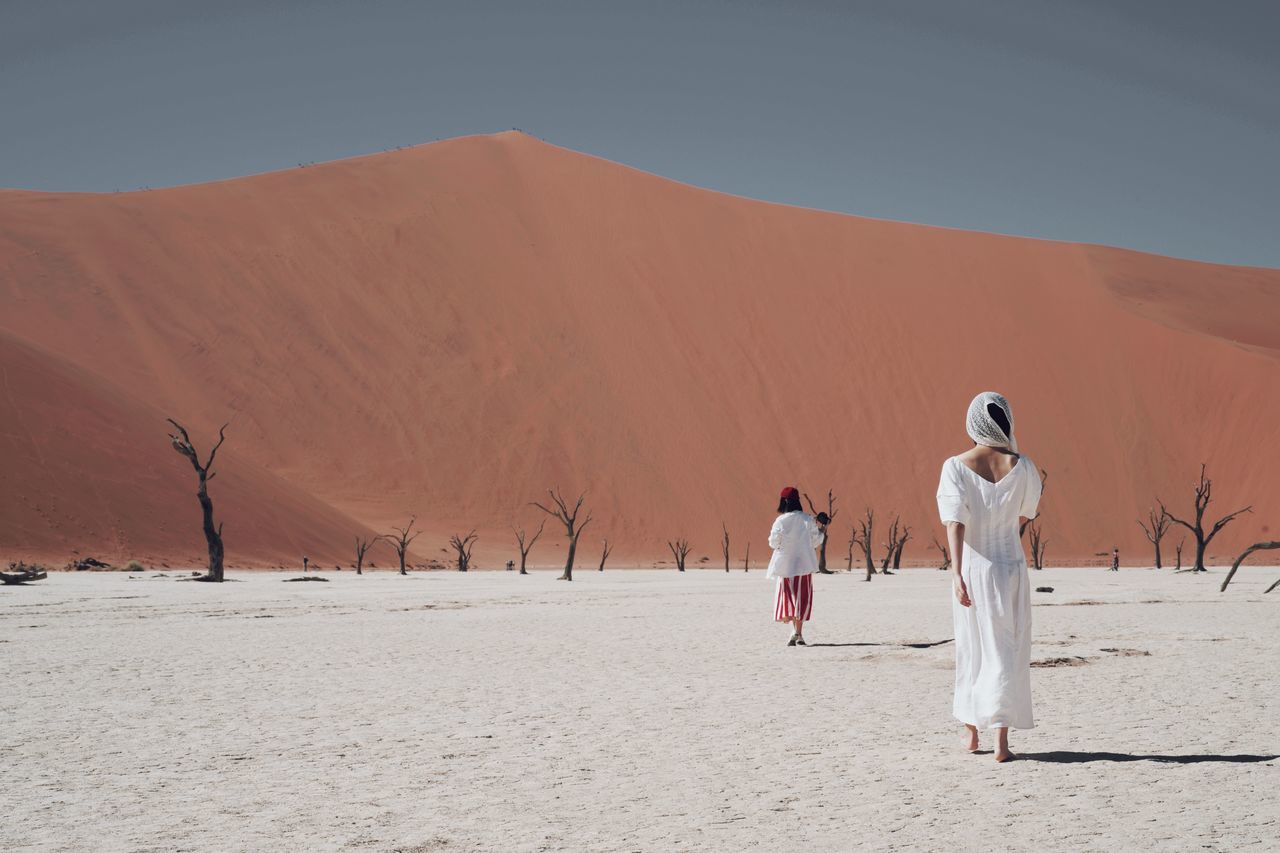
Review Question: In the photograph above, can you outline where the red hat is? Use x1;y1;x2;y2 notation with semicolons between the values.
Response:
780;486;800;500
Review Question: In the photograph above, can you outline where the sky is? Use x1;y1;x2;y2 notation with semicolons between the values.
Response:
2;0;1278;267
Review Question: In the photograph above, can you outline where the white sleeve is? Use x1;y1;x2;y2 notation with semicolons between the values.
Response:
768;517;783;549
808;516;824;548
1019;458;1042;520
936;459;970;526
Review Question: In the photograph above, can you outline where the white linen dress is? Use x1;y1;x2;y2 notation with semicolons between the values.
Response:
936;455;1042;730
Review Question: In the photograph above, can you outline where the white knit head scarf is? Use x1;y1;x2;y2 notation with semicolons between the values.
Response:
965;391;1018;453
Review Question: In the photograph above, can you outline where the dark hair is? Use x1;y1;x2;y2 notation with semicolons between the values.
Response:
777;493;803;513
986;401;1012;440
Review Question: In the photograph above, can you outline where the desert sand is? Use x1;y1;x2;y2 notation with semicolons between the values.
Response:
2;567;1276;851
3;131;1280;568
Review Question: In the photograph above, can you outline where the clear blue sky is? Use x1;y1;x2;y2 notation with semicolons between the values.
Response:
3;0;1278;267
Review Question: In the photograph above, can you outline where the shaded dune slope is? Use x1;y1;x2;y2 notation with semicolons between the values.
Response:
0;330;380;567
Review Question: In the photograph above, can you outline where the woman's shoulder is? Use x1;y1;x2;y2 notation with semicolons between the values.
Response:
775;511;811;523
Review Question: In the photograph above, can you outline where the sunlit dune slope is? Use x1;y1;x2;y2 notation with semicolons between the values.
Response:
2;131;1278;566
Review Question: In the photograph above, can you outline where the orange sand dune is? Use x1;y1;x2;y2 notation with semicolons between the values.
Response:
2;131;1278;567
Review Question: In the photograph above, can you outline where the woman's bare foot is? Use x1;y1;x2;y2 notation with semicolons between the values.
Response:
964;724;979;753
994;727;1013;762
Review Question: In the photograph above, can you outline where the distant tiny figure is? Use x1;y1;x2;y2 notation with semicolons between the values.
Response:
766;486;826;646
937;391;1042;763
303;556;309;573
1110;547;1119;572
506;559;515;572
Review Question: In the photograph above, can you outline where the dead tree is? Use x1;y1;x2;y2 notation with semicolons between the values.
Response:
892;523;912;572
1159;465;1252;572
803;490;838;574
1026;519;1047;570
880;516;901;574
1137;508;1171;569
1219;541;1280;593
668;538;692;571
449;530;478;571
930;533;951;571
381;517;421;575
743;541;751;572
166;418;228;582
532;489;592;581
598;539;613;572
721;523;731;573
513;519;546;575
851;508;876;581
353;535;376;575
1175;538;1185;571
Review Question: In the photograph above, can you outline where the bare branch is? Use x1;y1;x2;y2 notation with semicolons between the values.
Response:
1206;505;1253;544
203;422;230;470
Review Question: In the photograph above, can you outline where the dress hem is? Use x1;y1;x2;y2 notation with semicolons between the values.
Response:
954;714;1035;731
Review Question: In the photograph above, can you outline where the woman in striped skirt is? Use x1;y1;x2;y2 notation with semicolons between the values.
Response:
767;486;827;646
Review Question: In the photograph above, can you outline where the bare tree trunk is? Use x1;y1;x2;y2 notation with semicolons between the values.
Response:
449;530;478;571
381;517;420;576
930;534;951;571
880;516;899;574
565;537;579;581
804;490;838;574
195;477;225;580
892;526;911;571
1027;520;1047;570
533;489;592;582
1137;508;1169;569
1175;539;1184;571
667;539;691;571
743;542;750;572
851;509;875;581
354;535;375;575
721;523;730;572
166;419;229;582
514;519;545;576
598;539;613;572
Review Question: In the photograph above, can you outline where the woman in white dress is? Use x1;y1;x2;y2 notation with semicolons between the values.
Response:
936;392;1042;762
767;486;827;646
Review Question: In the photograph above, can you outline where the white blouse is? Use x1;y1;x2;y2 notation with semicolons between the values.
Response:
766;511;824;579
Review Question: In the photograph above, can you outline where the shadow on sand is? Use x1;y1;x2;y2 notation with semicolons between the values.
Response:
1020;751;1277;764
807;639;954;649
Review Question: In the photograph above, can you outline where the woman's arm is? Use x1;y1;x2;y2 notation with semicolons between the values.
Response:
947;520;970;607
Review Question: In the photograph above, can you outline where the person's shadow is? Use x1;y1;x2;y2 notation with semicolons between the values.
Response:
1019;751;1276;764
807;639;954;649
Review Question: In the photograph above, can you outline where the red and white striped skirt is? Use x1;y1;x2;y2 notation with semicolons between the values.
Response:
774;574;814;622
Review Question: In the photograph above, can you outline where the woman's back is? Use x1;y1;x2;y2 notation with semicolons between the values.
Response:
938;453;1040;567
766;511;823;578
